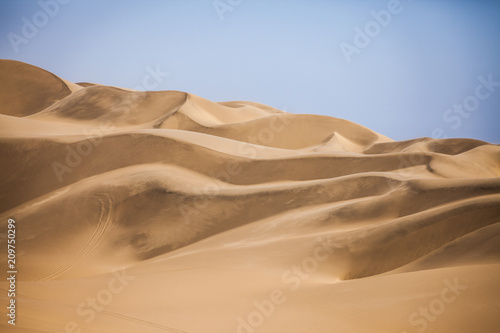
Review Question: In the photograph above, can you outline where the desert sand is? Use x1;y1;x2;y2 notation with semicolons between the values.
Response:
0;59;499;333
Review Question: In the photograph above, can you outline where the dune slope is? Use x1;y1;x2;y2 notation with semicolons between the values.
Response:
0;60;499;333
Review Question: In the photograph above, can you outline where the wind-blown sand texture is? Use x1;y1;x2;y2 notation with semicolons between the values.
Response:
1;59;499;333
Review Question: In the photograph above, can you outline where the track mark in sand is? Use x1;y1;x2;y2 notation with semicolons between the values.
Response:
40;193;114;281
103;310;191;333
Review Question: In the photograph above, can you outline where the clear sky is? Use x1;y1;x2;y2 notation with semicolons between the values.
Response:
1;0;499;142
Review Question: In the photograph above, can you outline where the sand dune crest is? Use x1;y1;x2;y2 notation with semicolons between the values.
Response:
1;60;499;333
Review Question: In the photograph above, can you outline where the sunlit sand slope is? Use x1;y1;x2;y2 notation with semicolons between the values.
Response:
0;60;499;333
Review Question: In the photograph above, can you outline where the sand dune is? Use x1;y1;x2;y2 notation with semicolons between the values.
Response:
0;60;499;332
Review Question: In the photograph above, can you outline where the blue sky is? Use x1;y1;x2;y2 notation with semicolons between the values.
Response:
1;0;499;143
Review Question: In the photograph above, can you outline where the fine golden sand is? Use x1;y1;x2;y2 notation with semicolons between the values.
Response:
1;60;499;332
